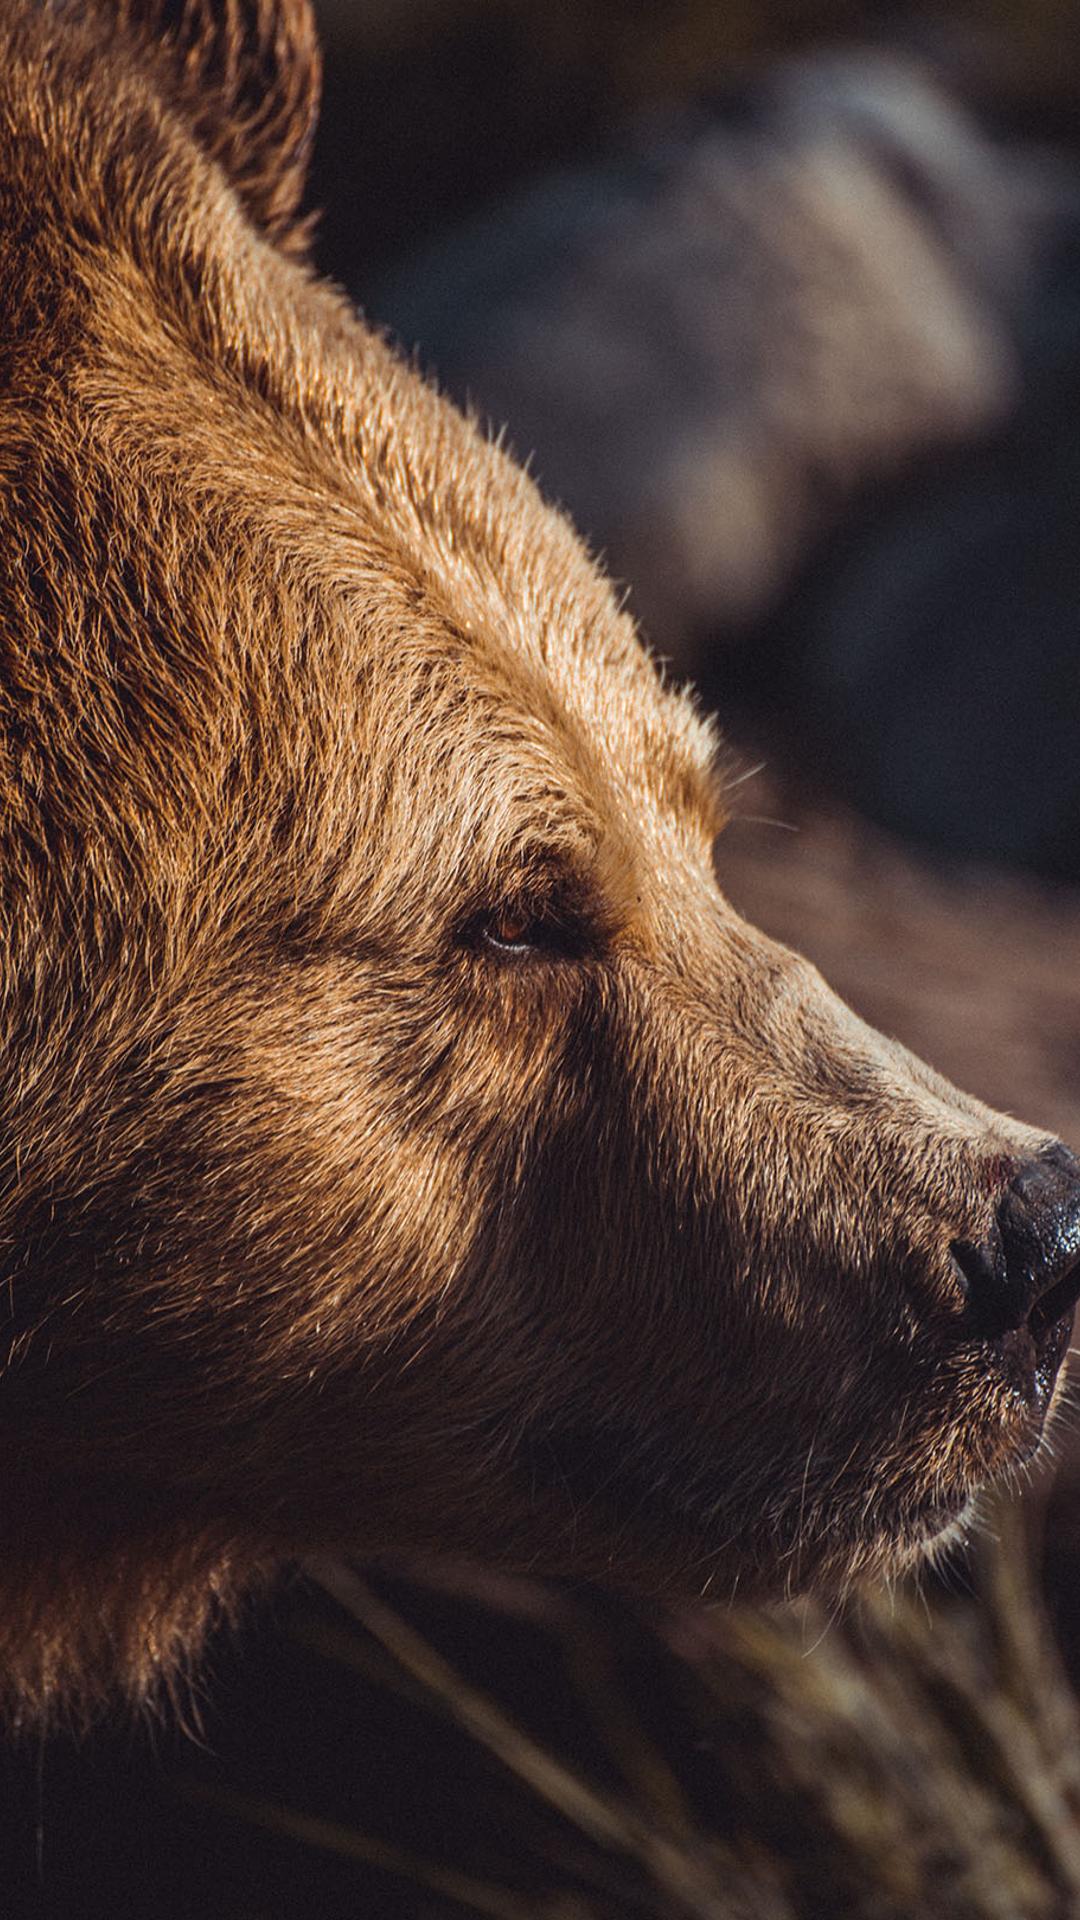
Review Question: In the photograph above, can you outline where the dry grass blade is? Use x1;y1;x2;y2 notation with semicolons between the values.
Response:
306;1558;735;1920
560;1618;696;1844
178;1775;547;1920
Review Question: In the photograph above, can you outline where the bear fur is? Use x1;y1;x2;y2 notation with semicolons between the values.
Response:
0;0;1063;1720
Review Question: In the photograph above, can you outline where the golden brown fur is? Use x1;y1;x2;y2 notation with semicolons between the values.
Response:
0;0;1066;1720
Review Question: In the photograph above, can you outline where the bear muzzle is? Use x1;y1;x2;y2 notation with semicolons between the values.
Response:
953;1141;1080;1429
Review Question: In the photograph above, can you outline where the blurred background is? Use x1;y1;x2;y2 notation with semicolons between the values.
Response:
7;1;1080;1913
313;0;1080;887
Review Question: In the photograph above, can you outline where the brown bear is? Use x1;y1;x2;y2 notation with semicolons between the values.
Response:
0;0;1078;1722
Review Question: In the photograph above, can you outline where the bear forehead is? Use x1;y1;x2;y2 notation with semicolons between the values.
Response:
0;0;722;882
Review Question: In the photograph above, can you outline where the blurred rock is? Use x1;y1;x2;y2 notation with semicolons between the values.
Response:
368;50;1067;637
364;45;1080;879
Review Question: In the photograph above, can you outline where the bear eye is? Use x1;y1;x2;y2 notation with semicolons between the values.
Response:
466;872;593;961
479;906;545;954
472;891;589;959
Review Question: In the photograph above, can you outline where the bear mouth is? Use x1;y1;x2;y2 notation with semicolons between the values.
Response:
986;1299;1077;1433
1028;1266;1080;1347
518;1335;1074;1590
1027;1277;1080;1408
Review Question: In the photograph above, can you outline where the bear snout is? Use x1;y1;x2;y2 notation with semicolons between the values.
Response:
951;1141;1080;1414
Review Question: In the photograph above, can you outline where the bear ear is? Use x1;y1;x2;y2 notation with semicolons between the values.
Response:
113;0;322;254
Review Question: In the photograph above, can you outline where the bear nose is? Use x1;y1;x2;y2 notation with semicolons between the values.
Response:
952;1143;1080;1345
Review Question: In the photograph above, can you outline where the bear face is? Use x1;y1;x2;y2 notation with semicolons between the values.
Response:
0;0;1077;1718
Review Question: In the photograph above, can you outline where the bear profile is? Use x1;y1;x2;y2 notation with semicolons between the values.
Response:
0;0;1077;1721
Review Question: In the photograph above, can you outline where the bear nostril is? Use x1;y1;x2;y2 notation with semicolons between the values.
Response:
952;1142;1080;1345
950;1226;1012;1335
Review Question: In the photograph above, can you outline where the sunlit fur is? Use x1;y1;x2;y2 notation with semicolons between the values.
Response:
0;0;1060;1721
